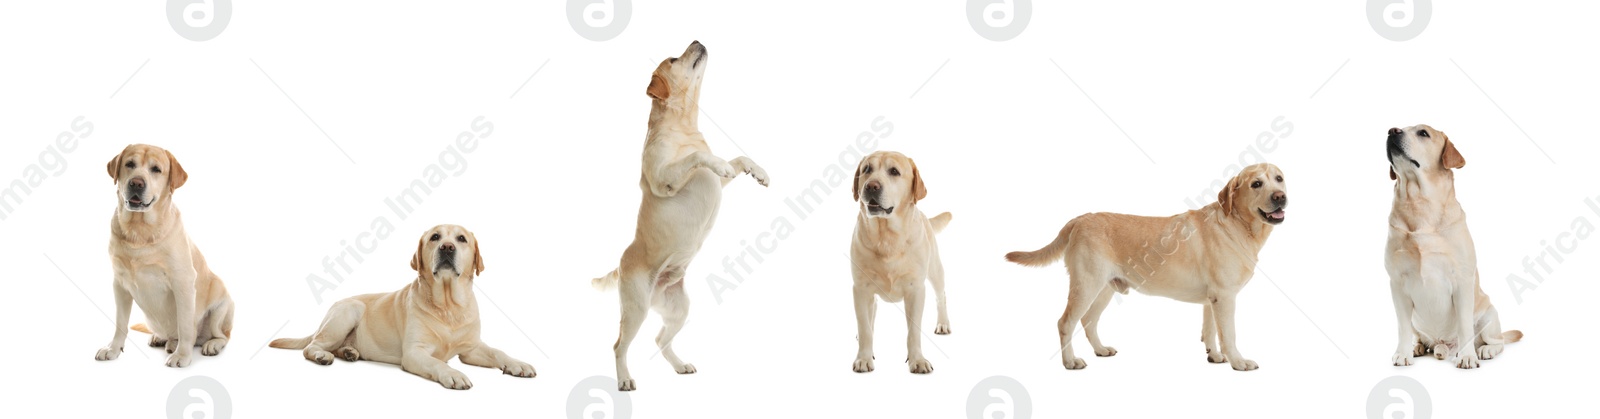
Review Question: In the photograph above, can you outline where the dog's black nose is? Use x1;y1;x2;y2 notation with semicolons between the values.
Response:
129;178;145;190
1388;127;1403;137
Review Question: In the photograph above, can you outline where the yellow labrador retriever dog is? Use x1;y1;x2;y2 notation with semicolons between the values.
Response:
849;151;952;374
1007;163;1287;371
591;41;769;391
94;144;234;368
270;225;535;390
1384;124;1522;369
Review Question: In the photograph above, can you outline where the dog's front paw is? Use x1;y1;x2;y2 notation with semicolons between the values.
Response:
934;322;951;335
908;358;933;374
746;164;769;187
201;339;227;356
674;363;697;374
148;335;168;347
306;349;336;365
1455;353;1480;369
852;357;875;373
1063;357;1087;370
165;352;193;368
502;361;536;378
709;161;736;178
438;369;473;390
1392;351;1413;366
1231;359;1258;371
95;346;122;361
339;347;361;362
1206;348;1227;364
617;378;637;392
1095;346;1118;357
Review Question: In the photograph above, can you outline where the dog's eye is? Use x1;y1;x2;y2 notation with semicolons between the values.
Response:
888;167;900;177
151;166;161;174
1275;175;1283;183
125;161;136;169
1250;180;1263;189
430;233;441;241
456;235;466;242
861;165;872;175
1417;130;1430;138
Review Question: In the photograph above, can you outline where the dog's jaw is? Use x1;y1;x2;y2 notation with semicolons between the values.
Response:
1258;207;1285;225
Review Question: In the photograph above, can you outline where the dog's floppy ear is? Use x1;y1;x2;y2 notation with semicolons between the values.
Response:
909;158;927;203
471;234;485;276
165;149;188;190
1439;135;1465;170
646;61;671;101
106;151;123;183
410;235;426;273
1217;176;1239;215
852;158;865;202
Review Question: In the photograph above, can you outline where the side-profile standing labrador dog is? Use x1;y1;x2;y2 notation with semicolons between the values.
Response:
591;41;769;391
95;144;234;368
270;225;535;390
849;151;953;374
1006;163;1288;371
1384;124;1522;369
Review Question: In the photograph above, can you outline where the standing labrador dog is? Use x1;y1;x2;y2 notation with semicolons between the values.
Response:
591;41;769;391
1006;163;1288;371
271;225;534;390
1384;124;1522;368
94;144;234;368
849;151;953;374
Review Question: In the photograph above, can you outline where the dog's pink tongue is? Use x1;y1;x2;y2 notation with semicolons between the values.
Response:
1270;210;1285;219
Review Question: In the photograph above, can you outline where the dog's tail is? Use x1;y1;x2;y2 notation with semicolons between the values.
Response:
269;336;313;350
929;212;952;234
592;268;621;291
129;323;151;334
1005;219;1076;268
1486;330;1524;344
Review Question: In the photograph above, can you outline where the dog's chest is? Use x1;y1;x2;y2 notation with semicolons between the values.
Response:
111;248;184;310
854;247;928;302
1388;232;1472;338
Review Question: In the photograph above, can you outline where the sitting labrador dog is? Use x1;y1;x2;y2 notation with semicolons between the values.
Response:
1384;124;1522;368
1006;163;1288;371
270;225;535;390
95;144;235;368
849;151;953;374
591;40;769;391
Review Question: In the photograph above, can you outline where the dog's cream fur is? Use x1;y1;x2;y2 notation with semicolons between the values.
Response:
1007;163;1288;371
848;151;952;374
1384;124;1522;368
94;144;234;368
270;225;534;390
591;41;768;391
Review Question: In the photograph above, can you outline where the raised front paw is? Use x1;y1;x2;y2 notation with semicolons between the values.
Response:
502;360;536;378
438;369;473;390
908;358;933;374
746;164;769;187
95;346;122;361
709;160;736;178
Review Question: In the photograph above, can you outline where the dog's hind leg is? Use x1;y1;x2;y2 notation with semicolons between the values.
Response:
1475;307;1507;360
1082;287;1116;357
1058;266;1109;370
652;280;696;374
304;300;364;365
929;253;951;335
200;298;233;356
613;265;653;391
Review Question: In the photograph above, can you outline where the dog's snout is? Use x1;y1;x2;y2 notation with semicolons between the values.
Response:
1271;191;1287;205
864;181;882;194
440;242;456;252
1387;127;1403;137
129;178;146;190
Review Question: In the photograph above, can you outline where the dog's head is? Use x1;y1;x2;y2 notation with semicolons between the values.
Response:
1387;124;1464;181
106;144;187;213
410;224;485;280
646;41;709;108
853;151;926;218
1217;163;1288;225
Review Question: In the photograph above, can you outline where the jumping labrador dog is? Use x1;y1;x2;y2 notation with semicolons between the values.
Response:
1006;163;1288;371
270;225;535;390
849;151;953;374
95;144;234;368
591;40;769;391
1384;124;1522;368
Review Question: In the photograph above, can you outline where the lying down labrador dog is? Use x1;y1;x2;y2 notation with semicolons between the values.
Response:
271;225;535;390
1007;163;1288;371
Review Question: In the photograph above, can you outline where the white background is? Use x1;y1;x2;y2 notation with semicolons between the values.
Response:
2;1;1596;418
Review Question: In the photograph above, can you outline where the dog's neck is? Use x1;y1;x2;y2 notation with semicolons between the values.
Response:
855;203;920;256
1201;202;1273;252
112;198;180;246
647;93;701;134
1390;170;1464;233
412;271;476;321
